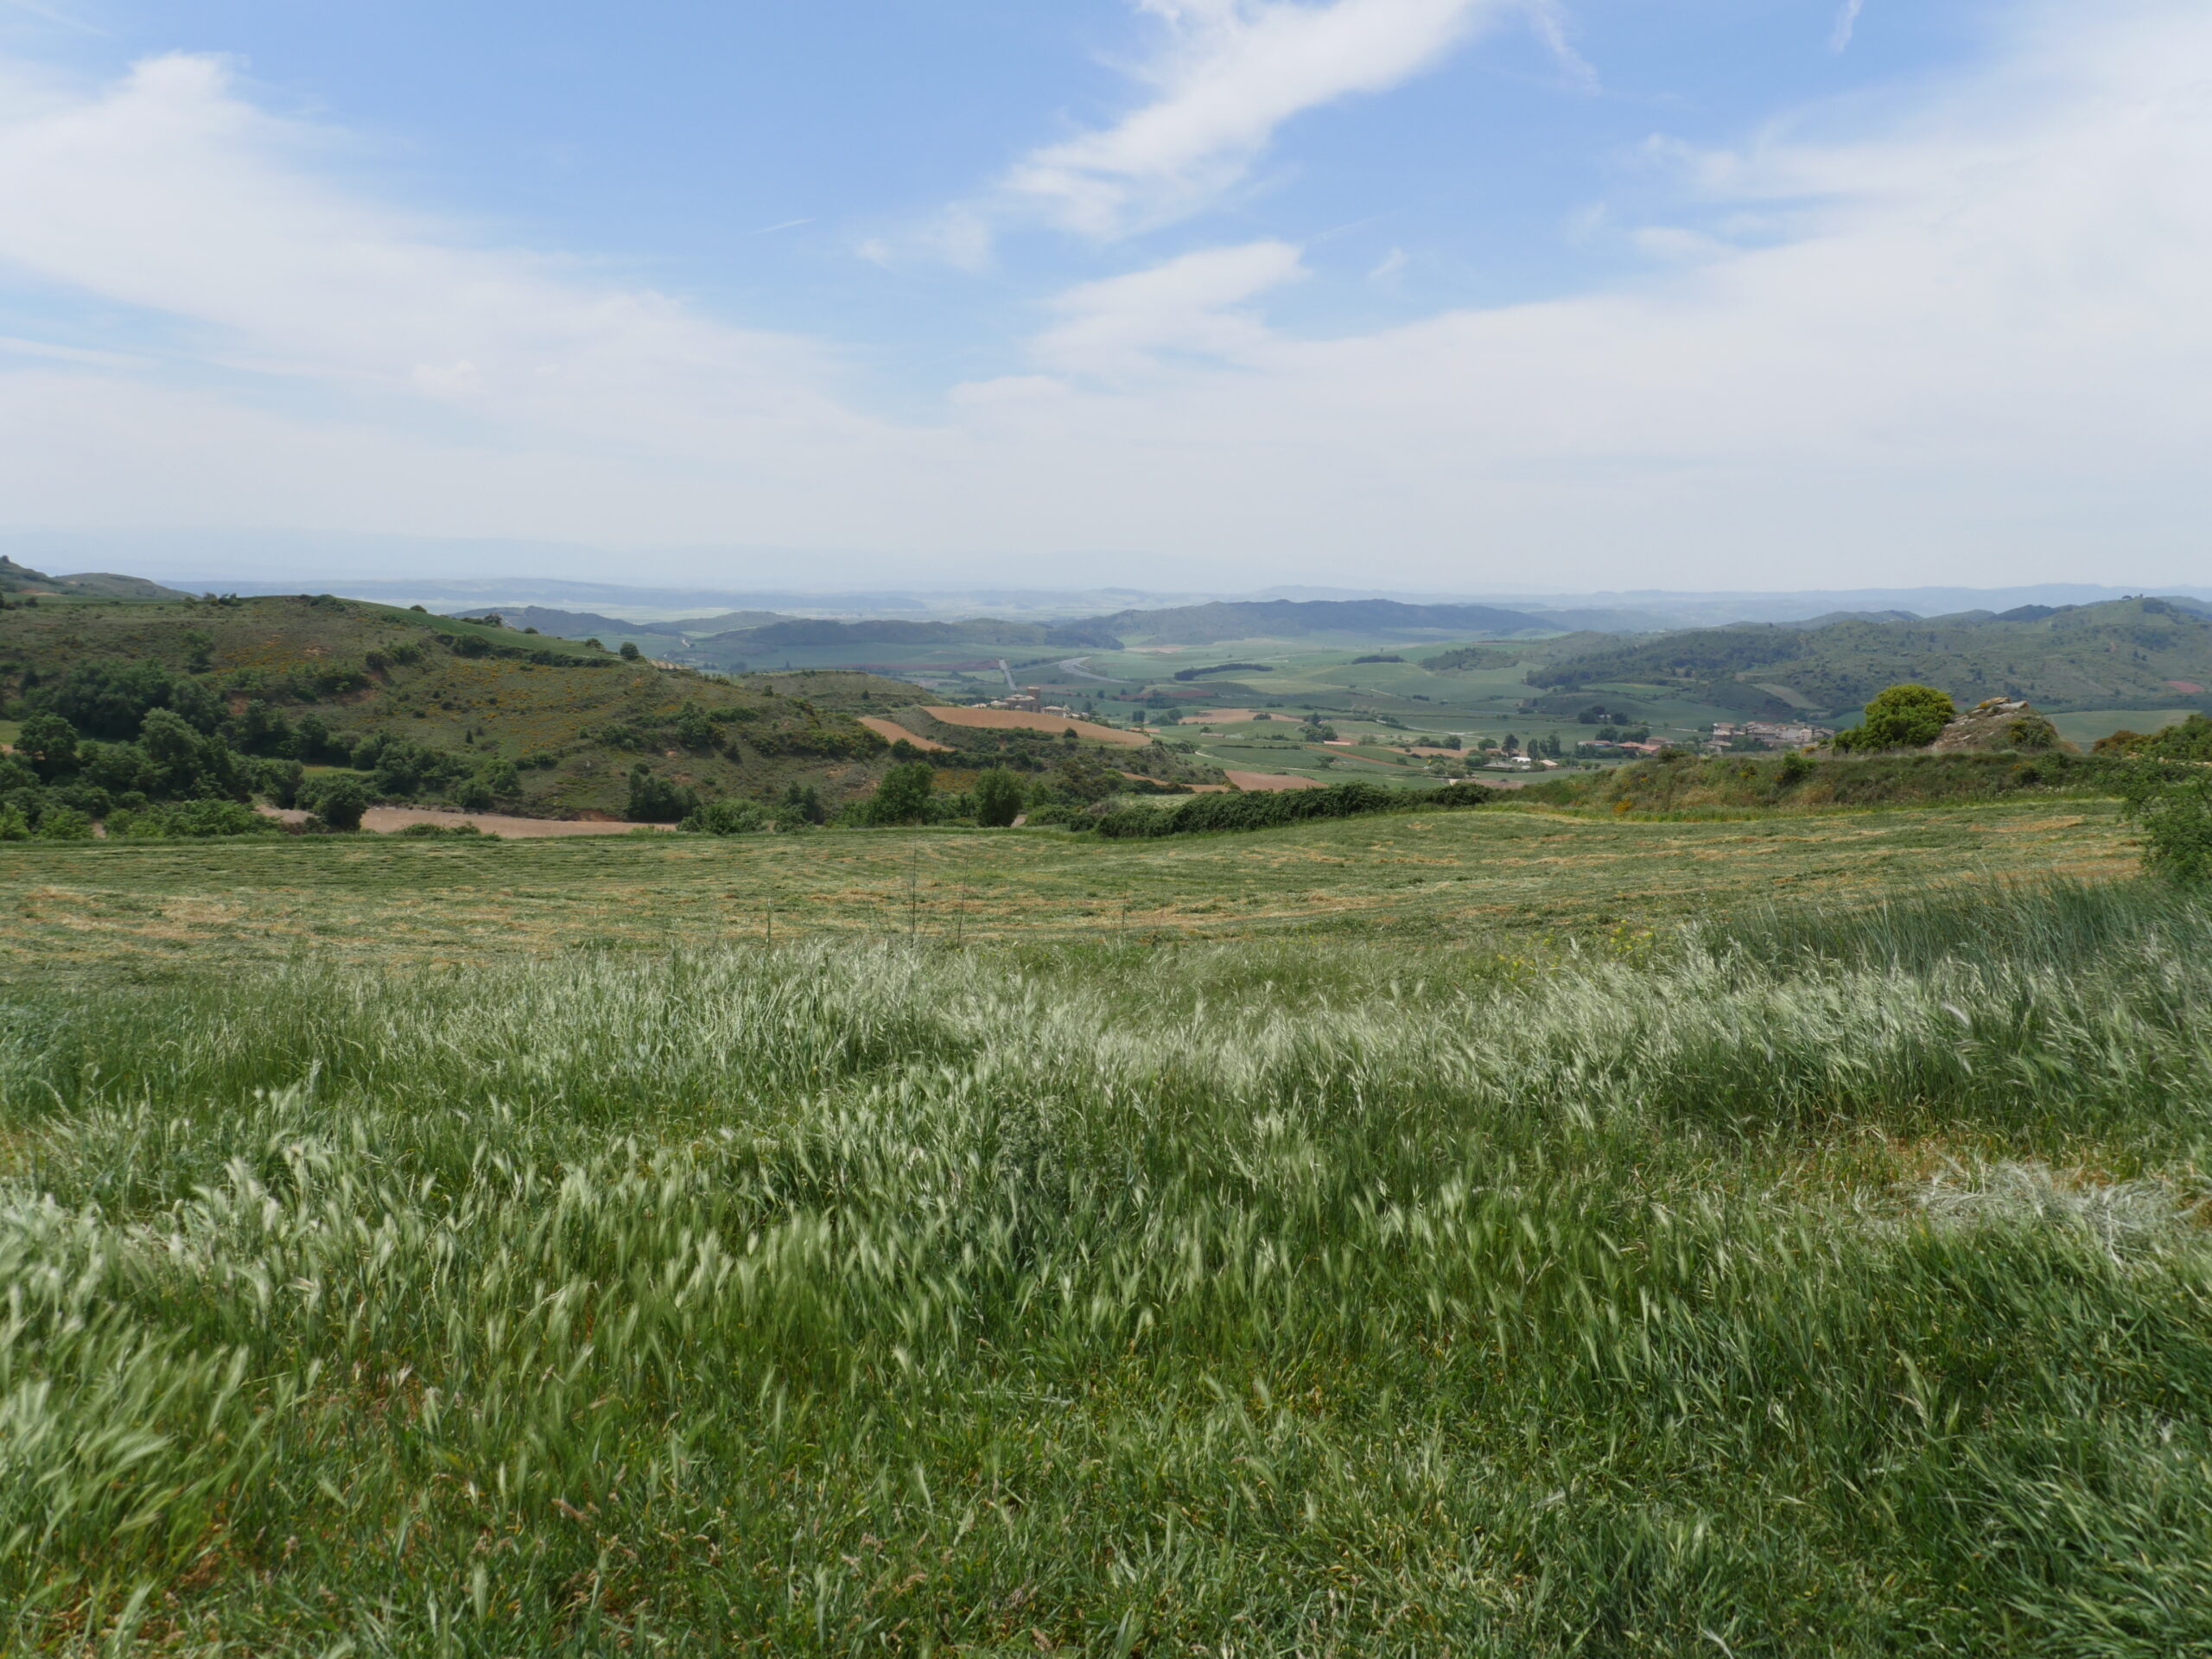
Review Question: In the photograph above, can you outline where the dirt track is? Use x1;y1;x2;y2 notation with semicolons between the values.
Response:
857;716;950;751
258;806;664;838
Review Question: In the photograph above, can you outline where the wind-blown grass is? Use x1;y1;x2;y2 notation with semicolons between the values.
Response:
3;882;2212;1652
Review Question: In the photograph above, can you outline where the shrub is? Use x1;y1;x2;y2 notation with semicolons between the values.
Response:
1833;683;1955;751
974;766;1024;828
0;803;28;841
2121;768;2212;883
619;641;642;661
35;806;92;840
683;798;769;836
393;821;484;838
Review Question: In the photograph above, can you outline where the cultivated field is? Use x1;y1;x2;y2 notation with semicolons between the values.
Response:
921;706;1152;747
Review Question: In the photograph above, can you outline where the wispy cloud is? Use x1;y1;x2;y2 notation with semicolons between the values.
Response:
1001;0;1526;239
1829;0;1865;54
1030;240;1306;377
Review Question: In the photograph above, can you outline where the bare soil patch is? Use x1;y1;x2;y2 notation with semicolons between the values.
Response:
257;806;664;838
857;716;950;751
1225;771;1327;791
923;706;1148;747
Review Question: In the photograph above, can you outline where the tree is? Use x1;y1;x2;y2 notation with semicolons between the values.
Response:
306;775;369;831
974;766;1024;828
16;713;79;782
620;640;643;661
868;761;936;825
1834;683;1955;751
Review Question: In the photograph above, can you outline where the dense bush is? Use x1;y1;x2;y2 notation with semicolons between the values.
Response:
2121;766;2212;882
108;798;280;839
1093;779;1494;838
2100;711;2212;761
303;775;369;832
1554;749;2135;814
683;798;770;835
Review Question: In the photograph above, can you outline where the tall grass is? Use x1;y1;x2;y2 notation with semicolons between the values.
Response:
4;882;2212;1652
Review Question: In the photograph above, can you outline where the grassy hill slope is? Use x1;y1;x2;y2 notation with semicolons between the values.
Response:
1529;596;2212;717
0;594;931;817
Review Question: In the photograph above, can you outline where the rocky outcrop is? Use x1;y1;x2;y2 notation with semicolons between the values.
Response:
1929;697;2067;753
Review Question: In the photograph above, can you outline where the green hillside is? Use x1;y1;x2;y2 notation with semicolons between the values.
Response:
1528;597;2212;718
0;594;931;818
0;554;190;601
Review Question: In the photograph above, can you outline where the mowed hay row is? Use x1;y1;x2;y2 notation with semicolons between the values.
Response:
7;880;2212;1650
923;704;1150;746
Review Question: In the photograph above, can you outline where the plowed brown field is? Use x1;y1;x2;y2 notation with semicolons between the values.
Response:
924;706;1148;747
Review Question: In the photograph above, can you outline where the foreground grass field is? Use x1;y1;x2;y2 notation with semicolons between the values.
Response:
2;798;2133;980
6;870;2212;1654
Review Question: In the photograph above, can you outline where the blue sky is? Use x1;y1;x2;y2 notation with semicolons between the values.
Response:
0;0;2204;591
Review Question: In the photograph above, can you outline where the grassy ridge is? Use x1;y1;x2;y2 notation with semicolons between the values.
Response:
0;596;929;817
4;880;2212;1651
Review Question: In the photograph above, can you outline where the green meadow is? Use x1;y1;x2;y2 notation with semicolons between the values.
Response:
8;800;2212;1654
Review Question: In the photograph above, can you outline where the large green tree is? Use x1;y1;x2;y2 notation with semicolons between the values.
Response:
973;766;1024;828
1835;683;1955;751
867;762;936;825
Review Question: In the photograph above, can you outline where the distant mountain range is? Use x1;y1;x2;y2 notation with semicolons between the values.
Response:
1528;597;2212;717
1056;598;1555;645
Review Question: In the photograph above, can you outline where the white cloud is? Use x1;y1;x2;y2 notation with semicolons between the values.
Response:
1031;240;1305;377
1003;0;1520;238
0;6;2209;593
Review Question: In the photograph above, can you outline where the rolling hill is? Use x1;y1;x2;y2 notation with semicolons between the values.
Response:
0;594;934;817
0;555;192;602
1526;597;2212;718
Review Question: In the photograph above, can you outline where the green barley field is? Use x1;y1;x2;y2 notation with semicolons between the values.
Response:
7;804;2212;1653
